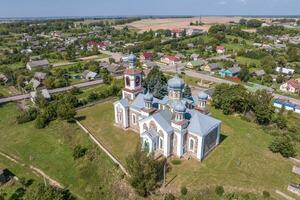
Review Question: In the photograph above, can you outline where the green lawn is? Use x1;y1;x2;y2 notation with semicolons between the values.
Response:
0;103;131;200
0;85;10;96
77;101;140;164
167;107;299;197
77;100;300;198
236;56;261;66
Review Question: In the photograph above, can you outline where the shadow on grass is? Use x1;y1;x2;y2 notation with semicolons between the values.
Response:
74;115;86;122
219;134;227;144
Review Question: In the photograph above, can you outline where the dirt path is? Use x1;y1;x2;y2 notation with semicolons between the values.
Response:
0;151;63;188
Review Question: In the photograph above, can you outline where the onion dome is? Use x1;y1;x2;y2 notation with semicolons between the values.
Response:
128;53;136;63
198;91;208;100
168;75;185;90
144;91;153;102
174;101;186;113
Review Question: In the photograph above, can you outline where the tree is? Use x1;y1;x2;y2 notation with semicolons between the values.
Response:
246;19;262;28
100;68;112;84
57;103;76;121
261;56;276;74
183;84;192;98
73;145;88;160
269;137;296;158
24;183;74;200
164;193;175;200
180;186;188;195
144;66;168;99
66;44;76;61
238;67;250;82
126;144;166;197
215;186;225;196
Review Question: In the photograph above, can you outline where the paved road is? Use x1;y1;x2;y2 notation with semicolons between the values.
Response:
0;79;103;104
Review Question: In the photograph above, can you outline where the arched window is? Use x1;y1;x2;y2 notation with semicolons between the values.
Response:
189;138;195;153
143;123;148;132
125;76;130;86
149;121;157;132
159;137;163;149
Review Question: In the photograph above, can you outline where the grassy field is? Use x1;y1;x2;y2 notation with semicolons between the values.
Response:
77;100;300;198
0;85;10;96
77;101;139;164
0;103;133;200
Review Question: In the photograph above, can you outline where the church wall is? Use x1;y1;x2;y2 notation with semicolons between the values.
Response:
186;133;199;158
203;126;219;157
172;133;177;155
129;109;140;131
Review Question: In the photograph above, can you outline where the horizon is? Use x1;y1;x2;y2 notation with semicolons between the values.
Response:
0;0;300;18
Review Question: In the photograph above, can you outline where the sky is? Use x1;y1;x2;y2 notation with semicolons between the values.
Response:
0;0;299;18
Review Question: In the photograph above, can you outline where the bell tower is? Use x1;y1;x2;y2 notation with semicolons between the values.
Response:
122;53;144;101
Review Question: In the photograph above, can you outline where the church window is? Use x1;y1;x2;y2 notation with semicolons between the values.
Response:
132;114;137;125
149;121;157;132
143;123;148;132
159;137;163;149
189;138;195;153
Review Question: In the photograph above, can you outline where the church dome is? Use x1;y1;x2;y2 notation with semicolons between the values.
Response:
198;91;208;100
174;101;186;113
144;91;153;102
128;53;136;63
168;75;185;90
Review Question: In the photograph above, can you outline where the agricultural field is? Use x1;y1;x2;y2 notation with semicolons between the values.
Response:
0;103;134;200
77;100;300;199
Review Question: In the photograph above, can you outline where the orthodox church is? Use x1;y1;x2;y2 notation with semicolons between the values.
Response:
113;54;221;160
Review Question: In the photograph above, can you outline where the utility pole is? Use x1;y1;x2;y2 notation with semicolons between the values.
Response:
163;162;166;188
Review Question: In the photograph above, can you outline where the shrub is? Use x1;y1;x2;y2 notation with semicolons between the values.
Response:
34;115;47;129
164;193;175;200
171;159;182;165
180;186;188;195
16;107;37;124
73;145;88;160
269;137;296;158
215;185;224;196
263;191;270;199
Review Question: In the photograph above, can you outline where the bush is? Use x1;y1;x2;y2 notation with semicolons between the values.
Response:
16;107;37;124
180;186;188;195
215;185;224;196
34;115;47;129
263;191;270;199
164;193;175;200
73;145;88;160
269;137;296;158
171;159;182;165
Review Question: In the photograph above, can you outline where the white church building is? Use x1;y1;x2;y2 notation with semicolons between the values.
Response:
114;54;221;160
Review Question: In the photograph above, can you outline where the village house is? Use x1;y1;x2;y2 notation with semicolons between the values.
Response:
186;28;203;36
26;59;49;71
252;69;266;78
216;45;226;54
29;79;41;90
185;60;206;69
280;79;300;93
30;89;51;103
219;66;241;78
171;28;184;38
202;63;221;73
101;63;126;75
190;53;200;61
273;98;300;114
161;55;181;65
81;70;98;80
34;72;47;82
276;67;295;75
142;61;156;69
140;52;154;61
87;41;111;51
114;54;222;161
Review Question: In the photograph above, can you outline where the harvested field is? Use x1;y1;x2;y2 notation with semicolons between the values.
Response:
116;16;243;32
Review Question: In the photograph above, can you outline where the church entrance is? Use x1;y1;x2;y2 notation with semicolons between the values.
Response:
144;140;150;153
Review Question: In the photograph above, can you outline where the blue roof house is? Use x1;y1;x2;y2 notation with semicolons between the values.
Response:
219;66;241;78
